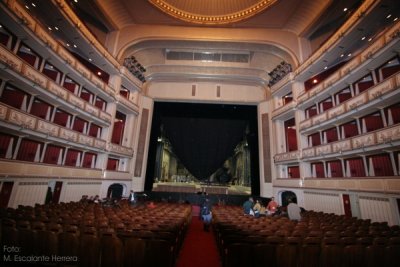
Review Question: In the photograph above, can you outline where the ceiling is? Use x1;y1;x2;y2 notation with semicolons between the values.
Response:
23;0;399;86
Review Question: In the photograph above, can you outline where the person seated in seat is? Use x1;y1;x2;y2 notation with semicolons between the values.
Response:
253;199;262;217
266;197;279;215
243;197;254;215
287;198;302;221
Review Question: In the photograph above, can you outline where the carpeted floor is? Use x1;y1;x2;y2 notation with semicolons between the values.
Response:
175;215;221;267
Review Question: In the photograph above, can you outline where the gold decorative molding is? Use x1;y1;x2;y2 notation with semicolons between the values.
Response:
148;0;278;25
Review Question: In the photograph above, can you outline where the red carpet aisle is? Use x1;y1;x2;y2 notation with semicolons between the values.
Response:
175;216;221;267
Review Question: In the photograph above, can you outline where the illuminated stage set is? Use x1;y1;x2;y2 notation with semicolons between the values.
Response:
145;102;259;196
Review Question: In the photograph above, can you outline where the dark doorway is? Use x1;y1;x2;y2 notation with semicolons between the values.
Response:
342;194;352;217
145;102;260;195
281;191;297;207
52;181;63;203
0;181;14;208
107;183;123;199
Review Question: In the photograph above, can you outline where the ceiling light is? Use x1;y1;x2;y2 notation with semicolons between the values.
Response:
313;79;318;84
0;25;2;28
394;17;398;22
54;26;59;31
340;54;344;57
88;58;92;62
74;0;78;2
31;3;36;7
324;66;328;70
387;14;392;19
25;5;29;9
48;27;52;31
368;38;373;42
343;8;348;12
361;36;366;40
66;43;70;46
73;44;77;48
97;71;102;76
347;53;352;57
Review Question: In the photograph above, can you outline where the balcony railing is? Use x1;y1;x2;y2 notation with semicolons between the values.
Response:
1;103;108;152
298;73;399;133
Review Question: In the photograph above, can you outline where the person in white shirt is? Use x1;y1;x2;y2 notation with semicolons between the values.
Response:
129;190;136;205
287;198;301;221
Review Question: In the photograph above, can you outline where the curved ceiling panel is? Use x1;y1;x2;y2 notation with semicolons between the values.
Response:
148;0;279;25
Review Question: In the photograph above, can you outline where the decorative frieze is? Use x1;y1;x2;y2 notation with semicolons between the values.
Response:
7;0;36;31
272;101;296;118
395;72;400;87
36;120;59;137
297;91;309;104
274;151;300;162
332;140;352;153
340;56;361;76
316;144;332;155
312;113;327;125
0;104;7;120
270;72;294;93
94;139;107;150
90;73;105;90
361;37;385;61
345;93;368;110
107;143;134;157
309;83;324;97
84;103;99;117
56;45;76;67
385;20;400;43
7;109;36;130
118;95;138;112
104;84;116;97
59;128;78;142
376;124;400;143
328;105;346;119
324;72;341;88
299;119;312;131
67;93;85;109
34;25;58;51
47;80;68;100
21;64;47;88
302;147;315;158
0;45;23;72
368;78;395;100
78;134;94;146
75;61;91;80
351;133;375;149
99;111;112;124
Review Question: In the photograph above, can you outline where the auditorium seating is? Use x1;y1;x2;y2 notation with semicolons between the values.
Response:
212;206;400;267
0;200;191;267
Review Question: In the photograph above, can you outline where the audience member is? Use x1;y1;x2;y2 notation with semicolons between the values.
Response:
287;198;301;221
147;201;156;209
266;197;278;215
201;198;212;231
93;195;100;204
253;199;262;217
129;190;136;205
243;197;254;215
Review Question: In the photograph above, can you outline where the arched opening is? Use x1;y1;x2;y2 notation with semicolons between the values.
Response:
107;183;124;199
280;190;297;207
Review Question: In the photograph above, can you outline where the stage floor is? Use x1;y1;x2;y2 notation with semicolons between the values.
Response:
152;182;251;195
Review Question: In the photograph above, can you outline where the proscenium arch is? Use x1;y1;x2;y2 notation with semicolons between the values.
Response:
116;38;300;71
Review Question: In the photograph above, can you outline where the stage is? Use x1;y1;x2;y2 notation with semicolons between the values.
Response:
152;181;251;195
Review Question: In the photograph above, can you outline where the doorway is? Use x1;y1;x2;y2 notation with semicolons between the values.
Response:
107;183;123;199
342;194;352;217
281;190;297;207
0;181;14;208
